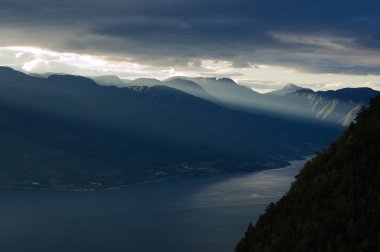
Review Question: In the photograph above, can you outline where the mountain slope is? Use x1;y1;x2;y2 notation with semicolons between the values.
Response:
115;76;379;126
275;86;379;126
127;77;217;102
163;78;219;103
93;75;129;86
0;67;340;189
316;87;379;104
268;83;311;96
188;77;265;111
236;94;380;252
125;76;378;129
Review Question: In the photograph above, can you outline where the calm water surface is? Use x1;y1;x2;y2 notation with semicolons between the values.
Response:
0;158;308;252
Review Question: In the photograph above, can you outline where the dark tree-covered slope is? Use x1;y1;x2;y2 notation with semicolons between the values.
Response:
236;95;380;252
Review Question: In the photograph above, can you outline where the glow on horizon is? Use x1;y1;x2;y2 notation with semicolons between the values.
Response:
1;46;380;93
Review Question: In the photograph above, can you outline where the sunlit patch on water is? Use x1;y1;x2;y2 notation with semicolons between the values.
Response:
187;158;311;208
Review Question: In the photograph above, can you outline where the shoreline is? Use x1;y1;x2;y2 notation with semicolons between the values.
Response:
0;156;313;192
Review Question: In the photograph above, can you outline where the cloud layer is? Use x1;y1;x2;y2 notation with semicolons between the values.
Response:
1;0;380;78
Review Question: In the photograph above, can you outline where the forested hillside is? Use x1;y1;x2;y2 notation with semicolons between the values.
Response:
236;95;380;252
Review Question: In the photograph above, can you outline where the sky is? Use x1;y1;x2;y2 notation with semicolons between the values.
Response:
1;0;380;92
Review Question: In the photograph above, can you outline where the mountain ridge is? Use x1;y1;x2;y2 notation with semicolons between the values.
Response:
0;66;341;189
93;72;378;126
1;66;378;126
268;83;309;96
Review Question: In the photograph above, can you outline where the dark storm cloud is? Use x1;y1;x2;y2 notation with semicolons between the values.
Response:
1;0;380;74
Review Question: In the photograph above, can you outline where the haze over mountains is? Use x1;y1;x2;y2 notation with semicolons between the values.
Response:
0;66;377;189
95;75;379;126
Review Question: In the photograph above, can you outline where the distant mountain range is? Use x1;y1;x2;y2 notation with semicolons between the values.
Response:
95;75;379;126
0;66;377;189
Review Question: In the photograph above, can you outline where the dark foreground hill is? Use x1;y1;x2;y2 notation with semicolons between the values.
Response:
0;67;342;189
236;95;380;252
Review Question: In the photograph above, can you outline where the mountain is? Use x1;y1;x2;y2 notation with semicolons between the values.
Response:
129;78;162;87
284;87;379;126
114;76;379;126
315;87;379;104
127;77;218;102
0;66;340;189
134;77;304;118
93;75;129;86
163;78;219;103
236;94;380;252
131;76;264;109
268;83;312;96
189;80;378;126
183;77;268;112
126;76;286;116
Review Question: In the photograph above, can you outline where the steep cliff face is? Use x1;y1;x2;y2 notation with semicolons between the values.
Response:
169;79;379;126
236;95;380;252
284;88;379;126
